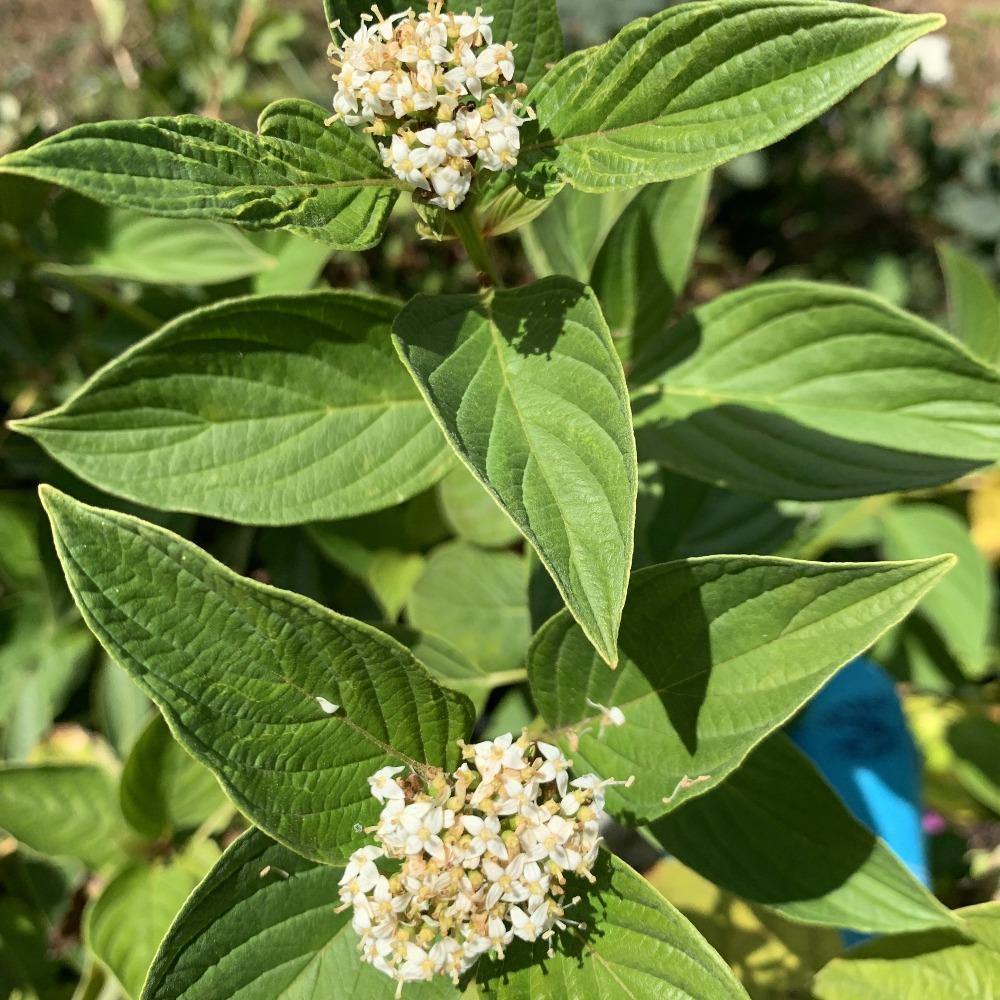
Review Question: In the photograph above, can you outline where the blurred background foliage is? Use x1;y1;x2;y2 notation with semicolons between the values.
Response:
0;1;998;998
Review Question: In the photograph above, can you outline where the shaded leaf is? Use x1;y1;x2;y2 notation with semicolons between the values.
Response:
592;172;711;354
651;734;955;934
120;715;228;840
393;277;637;666
948;717;1000;816
528;554;953;822
14;293;451;525
436;465;520;550
40;487;474;865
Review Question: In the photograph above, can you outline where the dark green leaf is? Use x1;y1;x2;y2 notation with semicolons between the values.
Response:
436;465;520;549
143;828;456;1000
40;487;474;865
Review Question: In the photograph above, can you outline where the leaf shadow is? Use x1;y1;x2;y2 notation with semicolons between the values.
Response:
488;277;589;360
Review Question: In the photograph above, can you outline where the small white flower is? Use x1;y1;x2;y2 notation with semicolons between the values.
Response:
316;696;340;714
461;813;507;859
476;42;515;82
368;764;407;802
535;741;571;797
509;901;549;942
454;7;494;45
586;697;626;734
896;34;954;88
415;121;470;168
381;135;431;190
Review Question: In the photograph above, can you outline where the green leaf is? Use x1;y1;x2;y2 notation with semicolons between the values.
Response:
528;554;953;823
390;627;526;717
143;828;457;1000
436;465;520;549
482;0;563;93
947;717;1000;815
521;187;636;282
94;654;151;756
14;292;452;526
813;902;999;1000
39;487;474;865
407;542;531;674
0;895;69;1000
882;504;994;679
393;277;638;666
478;850;748;999
46;203;278;286
651;734;955;934
592;172;711;354
647;858;841;999
120;715;228;840
516;0;943;193
307;525;426;622
251;231;331;294
0;764;130;871
631;282;1000;501
938;243;1000;364
0;100;401;250
86;841;220;1000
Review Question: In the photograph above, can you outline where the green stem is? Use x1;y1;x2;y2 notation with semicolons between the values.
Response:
450;202;502;286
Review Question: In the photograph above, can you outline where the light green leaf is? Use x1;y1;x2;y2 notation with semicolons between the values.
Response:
882;504;994;679
0;764;130;871
251;231;331;294
0;603;94;759
436;465;520;549
39;487;474;865
528;554;953;822
407;543;531;674
947;717;1000;815
120;715;228;840
631;282;1000;500
813;902;999;1000
517;0;942;193
393;277;638;666
592;172;711;354
44;207;278;286
87;841;220;1000
307;525;426;622
94;654;151;756
938;243;1000;364
521;187;636;282
0;100;401;250
14;293;452;526
648;858;841;1000
143;828;457;1000
651;734;955;934
478;850;748;999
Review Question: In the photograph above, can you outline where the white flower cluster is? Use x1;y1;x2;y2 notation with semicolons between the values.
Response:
339;732;632;993
328;2;534;210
